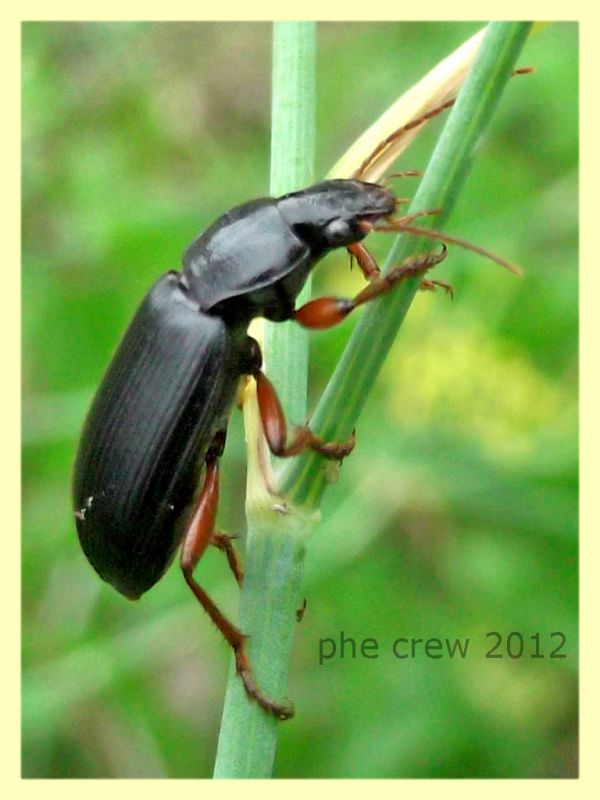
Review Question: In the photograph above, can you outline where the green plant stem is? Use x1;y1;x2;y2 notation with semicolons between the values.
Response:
213;21;316;779
214;20;531;778
264;20;315;423
280;21;532;510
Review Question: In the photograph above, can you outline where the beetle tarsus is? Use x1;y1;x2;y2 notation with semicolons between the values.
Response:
235;646;295;720
291;425;356;461
379;245;448;291
255;370;356;461
420;278;455;299
183;561;292;721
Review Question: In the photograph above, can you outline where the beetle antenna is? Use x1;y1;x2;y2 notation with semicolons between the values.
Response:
353;66;534;181
374;221;523;276
387;169;423;179
353;98;456;180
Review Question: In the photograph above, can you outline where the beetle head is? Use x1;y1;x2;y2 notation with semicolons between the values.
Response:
276;179;395;251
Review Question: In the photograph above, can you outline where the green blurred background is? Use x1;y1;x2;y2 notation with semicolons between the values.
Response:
22;22;578;778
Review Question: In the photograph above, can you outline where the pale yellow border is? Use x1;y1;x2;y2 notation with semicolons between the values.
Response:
9;3;594;797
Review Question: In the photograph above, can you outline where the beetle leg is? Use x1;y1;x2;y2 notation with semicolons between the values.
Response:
293;246;448;330
420;278;455;299
181;451;293;720
347;242;381;282
349;233;441;286
211;531;244;586
255;370;356;461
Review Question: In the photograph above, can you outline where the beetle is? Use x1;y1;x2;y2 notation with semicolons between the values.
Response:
73;171;519;719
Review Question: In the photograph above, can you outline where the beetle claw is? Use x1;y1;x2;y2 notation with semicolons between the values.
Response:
235;648;295;720
420;278;455;299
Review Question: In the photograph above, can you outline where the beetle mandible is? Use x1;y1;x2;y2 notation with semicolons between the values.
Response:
73;169;518;719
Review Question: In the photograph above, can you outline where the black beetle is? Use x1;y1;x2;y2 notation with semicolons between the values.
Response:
73;176;515;719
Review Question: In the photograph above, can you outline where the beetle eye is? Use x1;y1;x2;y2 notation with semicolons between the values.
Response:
324;219;353;246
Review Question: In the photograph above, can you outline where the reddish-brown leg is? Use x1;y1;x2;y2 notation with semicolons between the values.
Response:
420;278;454;299
212;532;244;586
255;370;356;461
180;449;293;720
293;246;449;330
347;242;382;282
348;235;450;299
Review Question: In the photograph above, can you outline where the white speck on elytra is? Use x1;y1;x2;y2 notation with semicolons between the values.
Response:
75;495;94;521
